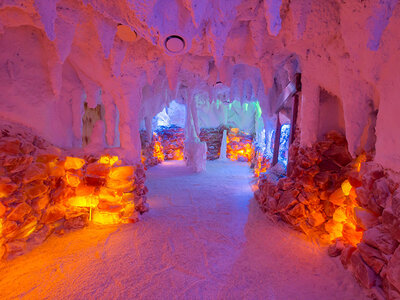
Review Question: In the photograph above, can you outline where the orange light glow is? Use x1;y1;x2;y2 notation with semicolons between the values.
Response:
341;180;352;196
153;134;165;162
321;159;364;245
64;156;85;170
68;196;99;208
98;155;119;166
172;148;184;160
354;153;367;172
92;210;121;225
227;129;254;162
254;153;269;177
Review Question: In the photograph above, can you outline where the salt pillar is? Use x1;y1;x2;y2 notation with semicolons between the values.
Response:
184;91;207;172
299;76;320;147
219;129;228;160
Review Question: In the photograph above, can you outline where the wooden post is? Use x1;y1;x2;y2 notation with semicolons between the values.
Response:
272;114;281;166
289;93;299;146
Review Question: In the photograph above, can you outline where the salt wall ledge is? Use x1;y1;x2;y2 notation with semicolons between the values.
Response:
255;131;400;299
0;122;148;260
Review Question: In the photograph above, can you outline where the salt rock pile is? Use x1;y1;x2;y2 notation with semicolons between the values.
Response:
227;129;254;162
255;131;400;298
251;151;270;178
0;122;148;260
199;127;224;160
140;130;163;168
155;126;185;160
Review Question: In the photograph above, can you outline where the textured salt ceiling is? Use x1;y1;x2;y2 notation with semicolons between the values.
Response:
0;0;399;168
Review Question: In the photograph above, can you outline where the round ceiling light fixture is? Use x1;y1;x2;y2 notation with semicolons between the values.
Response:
164;35;186;55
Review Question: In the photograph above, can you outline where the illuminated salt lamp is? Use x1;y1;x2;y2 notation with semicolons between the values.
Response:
116;24;137;42
341;180;352;196
64;156;85;170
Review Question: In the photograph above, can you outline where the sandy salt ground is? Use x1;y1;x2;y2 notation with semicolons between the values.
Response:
0;160;367;300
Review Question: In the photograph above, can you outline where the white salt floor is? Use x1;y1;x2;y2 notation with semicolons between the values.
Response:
0;160;367;299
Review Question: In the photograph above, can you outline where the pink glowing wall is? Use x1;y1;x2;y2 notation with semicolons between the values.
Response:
0;0;399;169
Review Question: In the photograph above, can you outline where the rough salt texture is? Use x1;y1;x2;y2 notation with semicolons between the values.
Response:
256;131;400;298
0;0;399;169
0;160;367;299
0;120;148;260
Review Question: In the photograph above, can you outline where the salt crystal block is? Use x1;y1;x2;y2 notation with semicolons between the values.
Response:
7;202;32;222
86;163;110;177
65;172;81;187
106;178;134;192
0;138;21;154
68;196;99;208
23;163;48;184
92;210;120;225
75;185;96;197
40;205;65;224
0;202;6;216
98;186;120;202
64;156;85;170
329;188;346;206
24;181;48;199
108;166;135;180
354;207;379;230
0;180;18;198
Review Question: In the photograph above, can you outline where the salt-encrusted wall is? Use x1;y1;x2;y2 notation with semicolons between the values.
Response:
0;26;74;147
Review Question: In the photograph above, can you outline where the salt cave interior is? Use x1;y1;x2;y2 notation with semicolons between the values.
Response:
0;0;400;299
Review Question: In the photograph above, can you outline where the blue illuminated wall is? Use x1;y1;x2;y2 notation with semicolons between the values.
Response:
152;100;186;129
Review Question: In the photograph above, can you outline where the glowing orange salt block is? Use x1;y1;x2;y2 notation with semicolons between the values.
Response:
230;128;239;134
326;220;344;240
342;223;363;246
354;153;367;172
106;178;134;192
108;166;135;180
173;149;184;160
153;137;165;161
92;210;121;225
68;196;99;208
98;155;119;166
64;156;85;170
98;186;121;203
66;172;81;187
333;207;347;223
48;161;65;177
341;180;352;196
